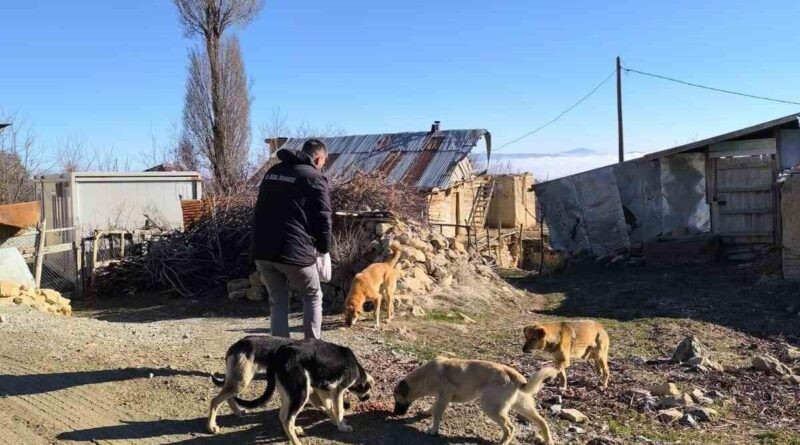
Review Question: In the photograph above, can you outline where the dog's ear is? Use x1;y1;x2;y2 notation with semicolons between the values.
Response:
524;325;545;340
395;380;410;398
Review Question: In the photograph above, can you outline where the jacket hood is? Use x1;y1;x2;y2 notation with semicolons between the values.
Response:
276;148;314;166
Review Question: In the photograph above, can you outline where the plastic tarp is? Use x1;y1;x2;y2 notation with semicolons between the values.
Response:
536;153;710;257
0;247;35;288
659;153;710;235
537;166;629;257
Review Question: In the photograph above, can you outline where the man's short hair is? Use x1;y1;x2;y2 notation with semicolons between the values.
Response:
302;139;327;157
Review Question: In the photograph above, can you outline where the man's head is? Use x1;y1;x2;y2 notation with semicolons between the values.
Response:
302;139;327;171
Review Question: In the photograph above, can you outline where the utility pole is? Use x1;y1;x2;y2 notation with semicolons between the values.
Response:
616;56;624;163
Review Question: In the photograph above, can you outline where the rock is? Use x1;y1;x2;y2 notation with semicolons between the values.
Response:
0;281;20;297
559;408;588;423
399;276;426;294
549;404;562;415
39;288;61;304
12;296;24;304
408;237;433;253
400;246;427;263
781;374;800;385
248;271;262;288
672;336;705;363
752;354;793;376
447;237;467;253
628;355;648;365
658;393;694;409
685;356;724;372
428;235;448;251
650;382;680;397
375;222;394;236
687;407;717;422
784;345;800;361
227;289;247;300
680;413;698;428
0;314;6;323
567;425;585;434
689;388;713;405
446;249;459;260
226;279;250;294
705;390;725;400
656;408;683;424
411;305;426;317
411;267;433;290
431;266;447;279
245;286;266;301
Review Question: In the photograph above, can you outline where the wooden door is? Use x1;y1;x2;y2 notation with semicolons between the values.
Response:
711;156;776;243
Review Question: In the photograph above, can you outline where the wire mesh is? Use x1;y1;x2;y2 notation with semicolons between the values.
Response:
0;228;79;296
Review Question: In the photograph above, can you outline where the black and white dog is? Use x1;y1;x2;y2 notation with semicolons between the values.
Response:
208;336;373;445
207;335;292;433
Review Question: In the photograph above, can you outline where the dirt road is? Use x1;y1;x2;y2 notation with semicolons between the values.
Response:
1;264;798;444
0;300;520;445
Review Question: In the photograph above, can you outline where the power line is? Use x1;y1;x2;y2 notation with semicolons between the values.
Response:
623;67;800;106
494;69;617;152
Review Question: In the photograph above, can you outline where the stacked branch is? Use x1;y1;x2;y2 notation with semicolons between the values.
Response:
94;171;429;299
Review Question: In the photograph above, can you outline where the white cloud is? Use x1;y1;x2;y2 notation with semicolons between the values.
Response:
480;151;646;181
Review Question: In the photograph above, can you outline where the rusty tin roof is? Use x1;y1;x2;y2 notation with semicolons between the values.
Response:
266;129;491;191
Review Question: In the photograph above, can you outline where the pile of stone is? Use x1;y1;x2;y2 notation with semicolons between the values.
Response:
224;219;499;311
626;383;723;427
0;280;72;316
226;272;266;302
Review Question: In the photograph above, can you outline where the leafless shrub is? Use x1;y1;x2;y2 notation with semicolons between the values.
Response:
94;193;257;297
330;171;427;224
0;112;44;204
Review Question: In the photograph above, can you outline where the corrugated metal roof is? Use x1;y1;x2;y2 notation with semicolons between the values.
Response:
273;129;490;190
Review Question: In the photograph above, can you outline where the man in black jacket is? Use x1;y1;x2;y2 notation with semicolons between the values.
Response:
252;139;331;339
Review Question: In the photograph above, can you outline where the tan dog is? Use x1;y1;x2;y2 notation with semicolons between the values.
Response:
393;356;557;445
522;320;610;390
343;241;401;328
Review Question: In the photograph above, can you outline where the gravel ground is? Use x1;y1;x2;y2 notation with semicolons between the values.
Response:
1;263;798;445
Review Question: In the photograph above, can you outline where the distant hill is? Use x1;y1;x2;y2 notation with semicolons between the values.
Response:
489;147;600;159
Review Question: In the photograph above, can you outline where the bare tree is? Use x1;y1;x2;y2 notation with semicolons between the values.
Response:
181;36;251;192
173;0;262;193
0;113;44;204
56;136;133;173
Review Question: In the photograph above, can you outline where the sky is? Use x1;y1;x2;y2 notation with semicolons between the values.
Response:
3;0;800;176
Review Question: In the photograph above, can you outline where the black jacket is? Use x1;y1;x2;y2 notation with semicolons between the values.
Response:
251;149;332;266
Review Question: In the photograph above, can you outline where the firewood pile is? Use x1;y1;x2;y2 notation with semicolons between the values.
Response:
93;197;255;298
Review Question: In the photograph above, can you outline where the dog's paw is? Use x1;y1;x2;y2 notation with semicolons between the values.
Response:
425;427;439;436
234;408;248;417
207;423;220;435
294;426;306;436
337;422;353;433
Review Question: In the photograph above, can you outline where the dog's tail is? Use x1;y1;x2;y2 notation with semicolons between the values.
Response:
386;241;402;268
233;367;277;409
520;367;558;395
210;373;226;386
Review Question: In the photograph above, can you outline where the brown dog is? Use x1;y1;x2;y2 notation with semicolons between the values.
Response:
343;241;401;328
522;320;610;390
